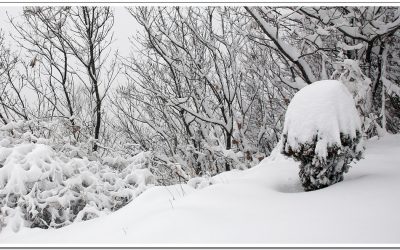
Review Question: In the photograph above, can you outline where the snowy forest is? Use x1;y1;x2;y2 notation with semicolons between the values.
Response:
0;6;400;245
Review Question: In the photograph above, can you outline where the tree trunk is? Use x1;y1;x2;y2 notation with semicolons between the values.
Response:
225;130;232;171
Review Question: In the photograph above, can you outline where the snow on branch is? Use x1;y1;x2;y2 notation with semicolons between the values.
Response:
245;7;317;84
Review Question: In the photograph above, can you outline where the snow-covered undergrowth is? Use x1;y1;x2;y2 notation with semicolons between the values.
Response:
0;122;155;231
1;134;399;244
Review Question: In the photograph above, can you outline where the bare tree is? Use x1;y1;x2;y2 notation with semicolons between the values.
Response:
0;33;29;125
10;7;119;151
113;6;281;178
10;7;80;135
245;6;400;135
63;7;117;151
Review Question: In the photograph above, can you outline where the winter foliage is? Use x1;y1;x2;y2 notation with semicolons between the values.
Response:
0;121;154;232
0;5;399;238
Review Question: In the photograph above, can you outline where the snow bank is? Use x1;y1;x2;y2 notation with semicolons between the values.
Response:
1;134;399;245
282;80;362;155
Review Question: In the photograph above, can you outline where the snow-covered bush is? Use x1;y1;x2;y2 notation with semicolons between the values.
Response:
187;173;215;190
332;59;371;109
281;80;364;191
0;123;155;232
330;59;384;136
141;139;262;186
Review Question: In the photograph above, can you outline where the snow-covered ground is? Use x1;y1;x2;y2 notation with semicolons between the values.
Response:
1;134;400;246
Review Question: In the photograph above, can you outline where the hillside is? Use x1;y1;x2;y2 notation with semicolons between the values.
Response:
1;134;400;246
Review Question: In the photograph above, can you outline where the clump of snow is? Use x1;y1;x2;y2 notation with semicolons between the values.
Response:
382;76;400;97
187;174;215;189
337;41;364;51
282;80;362;154
331;59;372;112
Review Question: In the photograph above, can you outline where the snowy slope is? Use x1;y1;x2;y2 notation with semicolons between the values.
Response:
1;135;400;245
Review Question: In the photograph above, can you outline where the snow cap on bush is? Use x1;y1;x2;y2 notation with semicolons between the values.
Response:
283;80;362;157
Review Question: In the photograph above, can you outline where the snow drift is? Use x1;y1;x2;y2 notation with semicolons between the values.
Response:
1;134;399;245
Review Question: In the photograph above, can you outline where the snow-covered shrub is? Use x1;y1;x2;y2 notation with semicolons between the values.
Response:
281;80;364;191
331;59;384;137
145;141;260;186
332;59;372;108
187;174;215;189
0;118;95;158
0;124;155;232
